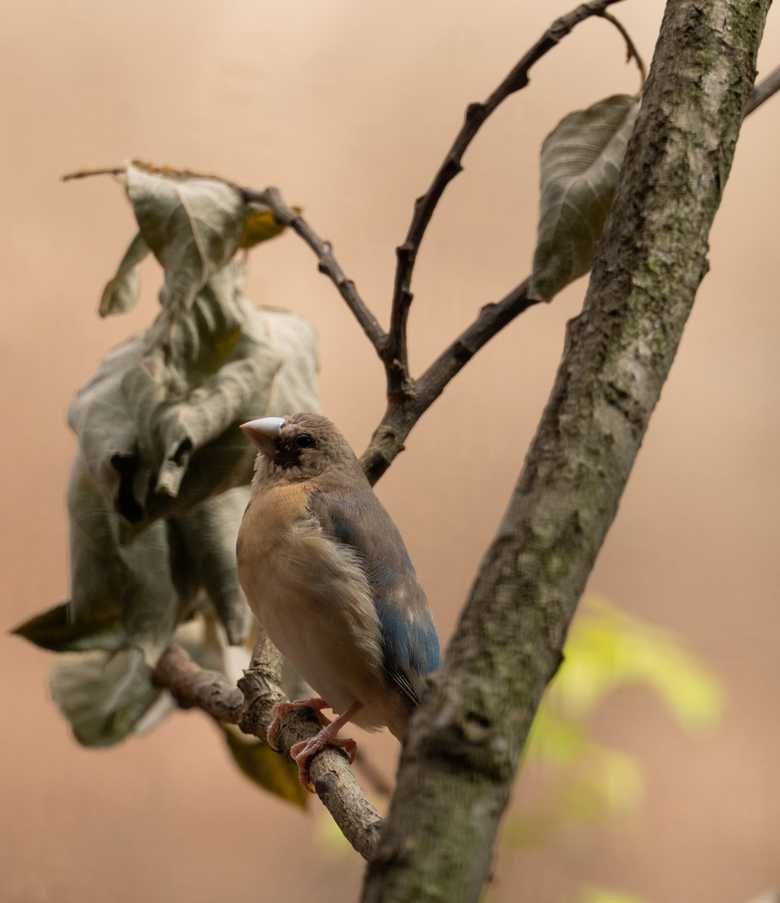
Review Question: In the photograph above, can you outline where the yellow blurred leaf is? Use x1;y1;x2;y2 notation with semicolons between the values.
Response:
580;887;646;903
239;204;301;249
551;596;724;730
221;724;307;808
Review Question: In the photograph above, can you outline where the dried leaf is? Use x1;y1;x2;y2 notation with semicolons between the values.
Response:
66;455;183;662
99;232;149;317
252;304;320;416
126;162;244;314
221;724;308;808
529;94;639;301
23;159;320;751
50;648;160;746
12;602;126;653
70;263;317;525
170;487;252;645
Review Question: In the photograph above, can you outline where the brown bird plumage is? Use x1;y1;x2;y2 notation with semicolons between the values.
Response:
236;413;440;786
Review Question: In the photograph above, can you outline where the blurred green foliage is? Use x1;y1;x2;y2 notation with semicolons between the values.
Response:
503;595;723;902
317;593;724;893
580;888;645;903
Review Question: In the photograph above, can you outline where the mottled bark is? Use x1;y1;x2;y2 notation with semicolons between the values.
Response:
361;2;771;901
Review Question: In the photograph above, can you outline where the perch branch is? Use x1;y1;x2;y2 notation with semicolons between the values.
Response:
153;642;383;860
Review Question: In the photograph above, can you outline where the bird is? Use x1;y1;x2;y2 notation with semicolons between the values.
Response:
236;412;440;788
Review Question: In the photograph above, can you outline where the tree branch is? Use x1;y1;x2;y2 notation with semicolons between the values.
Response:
597;10;648;87
360;279;541;483
384;0;630;397
361;1;771;900
745;63;780;115
240;186;387;355
153;641;383;860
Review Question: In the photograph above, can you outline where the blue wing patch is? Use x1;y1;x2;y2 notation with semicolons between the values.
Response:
374;598;440;707
307;484;441;707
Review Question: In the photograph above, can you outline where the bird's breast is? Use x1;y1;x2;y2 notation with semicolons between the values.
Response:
236;484;391;727
237;481;313;561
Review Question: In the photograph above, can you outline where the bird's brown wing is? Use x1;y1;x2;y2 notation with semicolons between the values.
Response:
307;482;440;707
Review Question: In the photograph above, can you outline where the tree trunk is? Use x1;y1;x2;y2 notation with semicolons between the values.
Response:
361;1;772;901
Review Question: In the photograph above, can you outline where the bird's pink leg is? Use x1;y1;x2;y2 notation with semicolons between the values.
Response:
267;697;331;752
289;701;362;791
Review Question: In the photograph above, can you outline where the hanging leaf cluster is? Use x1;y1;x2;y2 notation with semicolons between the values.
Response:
14;163;317;803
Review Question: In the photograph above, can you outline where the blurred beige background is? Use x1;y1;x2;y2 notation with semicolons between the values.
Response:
2;2;779;901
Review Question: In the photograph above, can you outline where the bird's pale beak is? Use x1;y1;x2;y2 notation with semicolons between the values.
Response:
240;416;286;454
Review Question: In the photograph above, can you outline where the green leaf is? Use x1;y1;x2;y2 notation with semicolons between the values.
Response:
50;648;160;746
11;602;125;653
99;232;149;317
529;94;639;301
221;724;308;808
126;162;244;315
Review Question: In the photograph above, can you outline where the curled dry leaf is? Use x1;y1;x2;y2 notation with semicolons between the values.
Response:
50;647;160;747
169;486;253;646
17;160;319;776
126;162;245;314
69;261;318;525
529;94;639;301
99;232;149;317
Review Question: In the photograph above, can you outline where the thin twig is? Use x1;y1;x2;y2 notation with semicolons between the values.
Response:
154;642;383;860
597;10;647;87
385;0;630;399
745;63;780;115
241;186;387;355
62;167;124;182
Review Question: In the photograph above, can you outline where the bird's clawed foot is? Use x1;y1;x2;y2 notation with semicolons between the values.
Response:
285;700;363;791
290;733;358;791
267;696;331;752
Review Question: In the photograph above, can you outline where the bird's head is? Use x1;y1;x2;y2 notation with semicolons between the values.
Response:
241;413;359;482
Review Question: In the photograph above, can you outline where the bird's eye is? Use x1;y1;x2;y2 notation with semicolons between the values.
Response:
295;434;316;449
